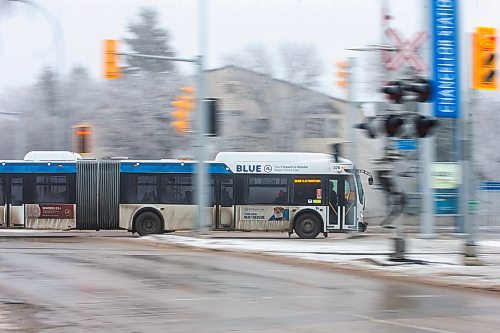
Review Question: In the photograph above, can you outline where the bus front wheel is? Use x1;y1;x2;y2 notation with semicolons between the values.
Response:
294;213;321;239
135;212;163;236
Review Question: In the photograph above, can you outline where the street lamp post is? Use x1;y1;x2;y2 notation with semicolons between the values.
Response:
113;0;209;233
7;0;67;150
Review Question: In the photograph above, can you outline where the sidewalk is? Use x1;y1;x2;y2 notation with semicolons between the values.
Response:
138;231;500;293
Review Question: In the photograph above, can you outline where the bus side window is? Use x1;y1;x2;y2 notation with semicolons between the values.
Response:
233;176;245;205
137;175;158;204
0;178;4;205
10;177;24;206
35;175;69;204
220;178;234;206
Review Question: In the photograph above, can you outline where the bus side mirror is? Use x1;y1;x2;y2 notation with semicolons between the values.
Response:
368;177;374;185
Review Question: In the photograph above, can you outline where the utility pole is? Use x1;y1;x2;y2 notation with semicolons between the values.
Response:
9;0;66;154
347;58;358;167
107;0;209;233
419;0;435;238
195;0;208;232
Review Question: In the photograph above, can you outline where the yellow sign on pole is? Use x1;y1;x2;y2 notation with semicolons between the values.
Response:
104;39;121;79
472;27;496;90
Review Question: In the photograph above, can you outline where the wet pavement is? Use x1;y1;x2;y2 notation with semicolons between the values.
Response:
0;231;500;332
140;231;500;293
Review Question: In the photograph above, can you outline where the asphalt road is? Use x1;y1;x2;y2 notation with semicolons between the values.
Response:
0;232;499;332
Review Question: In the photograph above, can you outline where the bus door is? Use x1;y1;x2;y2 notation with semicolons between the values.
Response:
213;176;234;229
326;176;357;230
4;176;25;228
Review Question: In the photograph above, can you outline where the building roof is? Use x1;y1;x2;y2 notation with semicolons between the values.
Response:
206;65;345;103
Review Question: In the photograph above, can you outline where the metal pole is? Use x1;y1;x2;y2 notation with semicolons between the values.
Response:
195;0;208;232
418;0;435;238
463;84;479;262
419;103;435;237
347;57;357;165
17;0;66;150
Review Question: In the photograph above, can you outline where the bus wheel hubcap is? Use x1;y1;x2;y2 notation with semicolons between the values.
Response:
303;220;314;233
143;219;154;230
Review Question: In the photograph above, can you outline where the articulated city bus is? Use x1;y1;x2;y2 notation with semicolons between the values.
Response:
0;151;371;238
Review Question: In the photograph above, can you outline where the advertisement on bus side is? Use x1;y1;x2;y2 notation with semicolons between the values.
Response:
241;206;290;222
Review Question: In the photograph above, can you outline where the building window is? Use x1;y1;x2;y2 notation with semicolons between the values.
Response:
253;118;270;133
304;118;340;138
326;119;340;138
305;118;323;138
225;81;241;94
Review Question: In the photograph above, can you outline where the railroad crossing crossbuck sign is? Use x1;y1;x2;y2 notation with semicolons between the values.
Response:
383;28;429;72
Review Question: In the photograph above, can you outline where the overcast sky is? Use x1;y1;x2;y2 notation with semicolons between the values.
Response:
0;0;499;99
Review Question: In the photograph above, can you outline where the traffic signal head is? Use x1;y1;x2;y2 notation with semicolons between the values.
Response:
405;78;431;102
104;40;121;79
335;61;349;89
355;117;379;138
73;125;92;154
414;115;439;138
171;87;195;135
204;98;219;137
385;115;404;137
473;27;496;90
381;81;403;103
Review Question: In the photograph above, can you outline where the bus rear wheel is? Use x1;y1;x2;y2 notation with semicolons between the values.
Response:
135;212;163;236
294;213;321;239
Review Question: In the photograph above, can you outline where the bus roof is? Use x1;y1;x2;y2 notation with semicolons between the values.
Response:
215;152;352;164
24;151;82;161
215;152;354;175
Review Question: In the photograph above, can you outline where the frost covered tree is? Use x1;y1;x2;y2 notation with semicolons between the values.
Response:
124;7;175;74
278;42;323;88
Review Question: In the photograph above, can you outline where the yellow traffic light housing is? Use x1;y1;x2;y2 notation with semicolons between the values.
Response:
473;27;496;90
171;87;195;135
104;39;121;79
73;124;93;154
335;61;349;89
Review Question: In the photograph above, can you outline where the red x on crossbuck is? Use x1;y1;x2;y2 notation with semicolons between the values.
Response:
383;28;429;72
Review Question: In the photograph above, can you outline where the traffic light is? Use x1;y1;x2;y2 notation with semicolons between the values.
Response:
104;39;121;79
355;117;379;138
404;78;431;102
414;115;439;138
335;61;349;88
204;98;219;137
73;125;92;154
473;27;496;90
381;81;403;103
171;87;195;135
384;115;404;137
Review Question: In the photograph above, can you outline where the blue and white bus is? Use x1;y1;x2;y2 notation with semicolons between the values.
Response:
0;151;371;238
